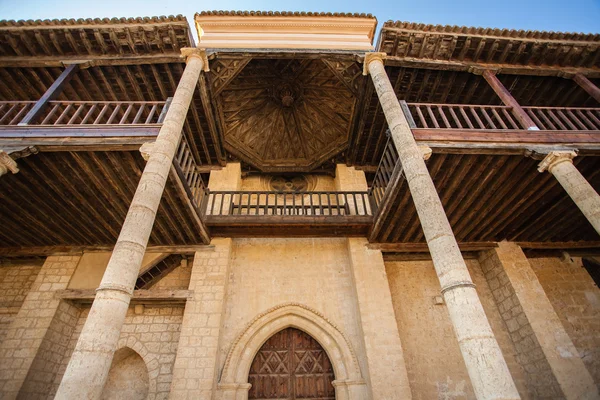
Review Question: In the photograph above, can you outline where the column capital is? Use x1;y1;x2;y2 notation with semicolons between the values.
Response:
537;151;577;173
0;150;19;177
362;52;387;75
538;151;577;173
181;47;210;72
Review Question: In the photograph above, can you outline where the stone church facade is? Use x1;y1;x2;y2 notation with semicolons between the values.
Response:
0;10;599;400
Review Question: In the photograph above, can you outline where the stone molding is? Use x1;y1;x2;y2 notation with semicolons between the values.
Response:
195;14;377;51
218;303;366;399
139;142;154;161
362;52;386;75
537;151;577;173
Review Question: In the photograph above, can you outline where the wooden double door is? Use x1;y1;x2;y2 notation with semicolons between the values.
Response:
248;327;335;400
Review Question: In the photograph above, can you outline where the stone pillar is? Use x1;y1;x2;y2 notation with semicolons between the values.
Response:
55;48;208;399
479;242;599;399
170;161;240;399
538;151;600;235
335;164;412;399
170;240;233;400
364;53;520;400
0;255;81;399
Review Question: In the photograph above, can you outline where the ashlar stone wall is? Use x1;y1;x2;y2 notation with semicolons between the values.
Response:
386;258;530;400
0;261;43;343
529;256;600;392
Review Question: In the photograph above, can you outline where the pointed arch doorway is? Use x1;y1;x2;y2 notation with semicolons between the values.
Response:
248;327;335;399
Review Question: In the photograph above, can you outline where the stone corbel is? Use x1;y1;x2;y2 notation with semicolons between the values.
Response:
139;142;155;161
181;47;210;72
0;150;19;176
419;145;433;160
537;151;577;173
362;52;387;75
0;146;38;177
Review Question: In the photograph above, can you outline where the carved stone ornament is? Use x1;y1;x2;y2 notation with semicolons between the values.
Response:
269;175;309;192
537;151;577;173
0;150;20;176
362;52;387;75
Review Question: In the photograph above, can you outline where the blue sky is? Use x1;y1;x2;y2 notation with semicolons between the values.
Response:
1;0;599;39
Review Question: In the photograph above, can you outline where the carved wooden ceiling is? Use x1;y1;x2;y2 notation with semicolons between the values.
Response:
209;55;364;172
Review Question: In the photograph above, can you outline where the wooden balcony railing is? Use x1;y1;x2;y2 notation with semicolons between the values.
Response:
369;133;400;210
0;100;169;126
173;135;207;209
523;106;600;131
203;191;372;217
405;102;600;131
0;101;36;125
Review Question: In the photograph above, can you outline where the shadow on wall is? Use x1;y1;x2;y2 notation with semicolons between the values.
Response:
101;347;149;400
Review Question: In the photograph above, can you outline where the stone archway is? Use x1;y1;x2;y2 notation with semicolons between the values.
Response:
218;303;368;400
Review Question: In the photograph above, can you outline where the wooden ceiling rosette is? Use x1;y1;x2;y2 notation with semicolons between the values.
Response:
208;54;365;173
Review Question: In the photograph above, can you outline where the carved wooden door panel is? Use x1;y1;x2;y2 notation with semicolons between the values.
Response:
248;327;336;400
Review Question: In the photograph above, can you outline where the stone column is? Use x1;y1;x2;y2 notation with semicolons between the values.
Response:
0;255;81;399
335;165;412;399
364;53;520;400
538;151;600;235
479;242;598;399
55;48;208;399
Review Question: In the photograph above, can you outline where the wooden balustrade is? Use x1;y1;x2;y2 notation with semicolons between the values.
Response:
523;106;600;131
174;135;206;209
0;100;169;126
204;191;372;217
0;101;36;125
369;134;400;209
405;102;600;131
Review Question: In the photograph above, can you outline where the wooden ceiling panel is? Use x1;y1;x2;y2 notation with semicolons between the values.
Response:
371;154;600;244
0;151;207;248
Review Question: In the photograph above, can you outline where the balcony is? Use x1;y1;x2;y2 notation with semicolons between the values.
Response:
0;99;169;140
202;190;373;237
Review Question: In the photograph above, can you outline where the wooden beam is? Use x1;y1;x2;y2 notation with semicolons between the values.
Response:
383;56;600;78
56;288;191;305
482;70;538;129
516;241;600;249
573;74;600;103
368;242;499;252
0;245;214;257
18;64;80;125
412;129;600;145
0;125;161;138
0;54;185;68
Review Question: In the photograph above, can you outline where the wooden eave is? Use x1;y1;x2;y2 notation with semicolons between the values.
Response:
0;15;194;64
377;21;600;76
